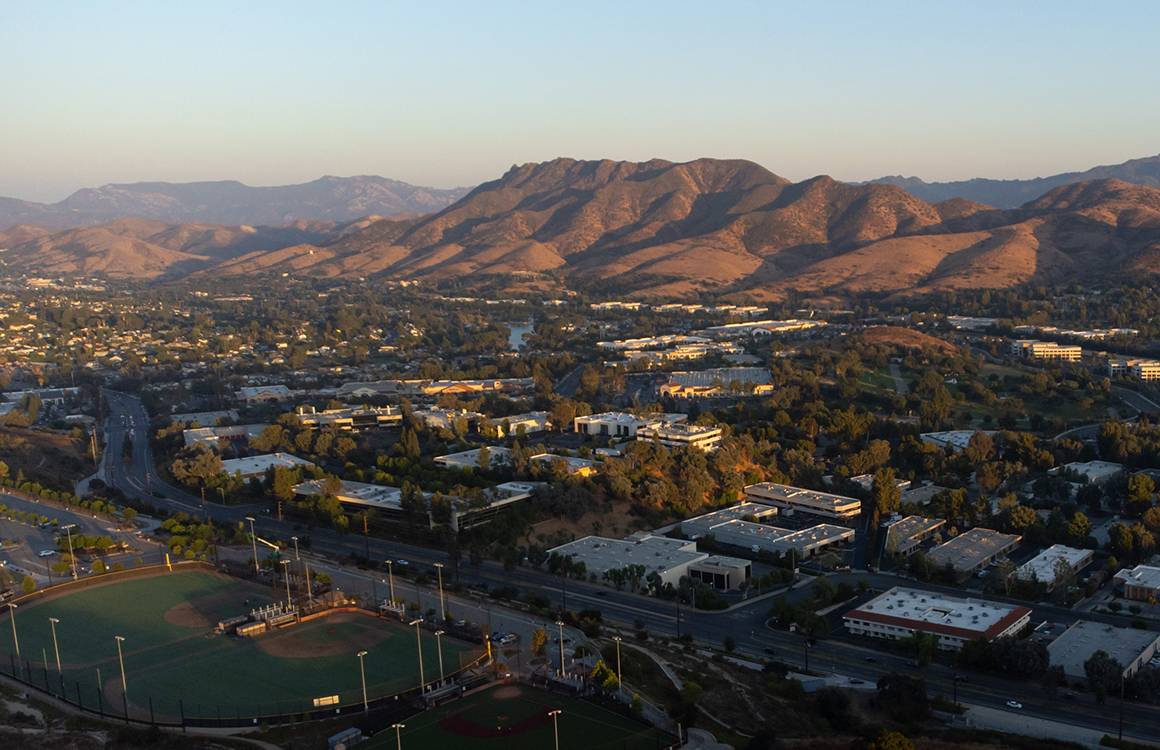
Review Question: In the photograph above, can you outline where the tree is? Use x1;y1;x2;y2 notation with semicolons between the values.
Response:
872;467;902;516
91;560;106;574
1127;473;1156;516
724;635;736;653
1084;649;1122;695
21;575;35;594
861;730;914;750
899;629;938;666
476;445;491;471
321;473;344;497
530;627;548;657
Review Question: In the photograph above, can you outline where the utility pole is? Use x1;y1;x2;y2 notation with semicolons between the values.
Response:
1120;671;1125;740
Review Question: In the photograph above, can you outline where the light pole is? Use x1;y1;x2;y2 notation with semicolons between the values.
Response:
292;536;300;560
555;620;565;676
6;603;20;677
49;617;61;675
434;630;445;684
245;517;258;573
63;524;78;580
434;563;446;622
549;709;562;750
303;559;313;603
114;636;127;718
410;619;425;692
357;650;369;712
386;560;395;606
612;636;623;697
391;723;405;749
280;559;292;608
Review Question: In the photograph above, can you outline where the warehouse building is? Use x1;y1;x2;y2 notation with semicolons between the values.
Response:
548;534;707;589
220;453;315;478
843;587;1031;651
1017;545;1094;590
926;528;1021;573
885;516;946;557
1048;622;1160;681
743;483;861;522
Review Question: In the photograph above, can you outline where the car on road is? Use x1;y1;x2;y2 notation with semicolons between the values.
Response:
906;660;921;667
453;620;467;628
764;647;777;655
1063;693;1076;700
1006;700;1022;709
849;678;864;685
395;559;409;566
37;549;55;557
863;656;876;662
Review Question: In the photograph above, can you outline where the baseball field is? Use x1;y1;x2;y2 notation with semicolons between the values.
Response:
0;569;477;720
360;683;672;750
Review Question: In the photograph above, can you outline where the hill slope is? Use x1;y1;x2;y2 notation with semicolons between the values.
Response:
870;154;1160;209
0;176;472;230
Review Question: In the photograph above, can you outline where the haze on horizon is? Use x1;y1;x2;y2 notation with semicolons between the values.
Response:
2;0;1158;204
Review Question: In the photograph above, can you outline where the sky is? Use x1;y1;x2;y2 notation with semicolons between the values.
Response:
2;1;1158;202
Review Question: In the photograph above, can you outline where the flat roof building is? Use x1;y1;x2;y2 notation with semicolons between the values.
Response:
573;412;686;438
434;447;512;470
844;587;1031;651
237;385;294;403
530;454;596;477
1017;545;1094;590
490;411;551;437
1048;622;1160;680
886;516;946;557
688;555;752;591
1011;340;1082;361
548;534;707;589
636;423;724;452
220;452;315;478
927;528;1021;572
743;483;861;522
920;431;996;452
1050;461;1124;484
171;409;239;426
681;503;854;558
296;405;401;431
1114;565;1160;602
183;424;268;449
899;484;948;506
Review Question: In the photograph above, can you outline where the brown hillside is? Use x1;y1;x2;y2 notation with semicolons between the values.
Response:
856;326;960;356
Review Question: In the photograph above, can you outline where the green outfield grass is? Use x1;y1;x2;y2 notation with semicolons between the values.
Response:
0;570;476;720
359;684;670;750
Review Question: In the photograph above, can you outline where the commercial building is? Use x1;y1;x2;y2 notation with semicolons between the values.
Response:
413;407;485;430
899;484;948;506
1107;358;1160;381
927;528;1022;573
530;454;596;477
236;385;296;403
1010;340;1082;361
490;411;551;436
1048;622;1160;681
1050;461;1123;484
172;409;239;426
843;587;1031;651
702;319;827;338
743;483;861;522
183;424;268;450
681;503;855;559
636;423;724;452
296;405;401;431
548;534;708;589
573;412;686;439
920;431;996;452
885;516;946;557
1114;565;1160;601
220;452;316;478
1017;545;1094;590
658;368;776;399
688;556;753;591
433;447;512;470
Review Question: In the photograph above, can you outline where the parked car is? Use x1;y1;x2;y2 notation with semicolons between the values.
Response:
38;549;55;557
1006;700;1023;709
864;656;876;662
850;678;864;685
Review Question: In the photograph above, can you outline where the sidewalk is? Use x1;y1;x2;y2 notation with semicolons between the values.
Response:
961;704;1134;749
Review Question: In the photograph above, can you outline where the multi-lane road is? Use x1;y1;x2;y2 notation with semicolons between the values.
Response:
86;391;1160;741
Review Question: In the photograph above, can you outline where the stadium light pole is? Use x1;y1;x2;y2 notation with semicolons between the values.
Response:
433;563;446;622
114;636;127;718
6;603;20;678
245;517;258;573
291;536;299;560
549;709;562;750
612;636;623;697
357;650;369;712
391;723;405;750
49;617;61;675
280;559;292;608
410;619;425;692
63;524;78;580
434;630;445;684
555;621;565;677
386;560;395;606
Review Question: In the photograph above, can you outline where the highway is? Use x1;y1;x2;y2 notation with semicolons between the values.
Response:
94;390;1160;742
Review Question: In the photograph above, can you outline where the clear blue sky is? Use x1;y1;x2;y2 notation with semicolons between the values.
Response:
2;1;1158;202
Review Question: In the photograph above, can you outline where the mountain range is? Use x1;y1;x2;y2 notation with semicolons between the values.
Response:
3;158;1160;298
869;154;1160;209
0;176;472;231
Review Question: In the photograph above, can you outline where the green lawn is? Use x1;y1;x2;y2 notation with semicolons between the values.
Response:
0;571;475;720
360;684;668;750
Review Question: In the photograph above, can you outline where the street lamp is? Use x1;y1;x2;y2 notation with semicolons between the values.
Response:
410;619;425;692
62;524;78;580
357;650;369;711
386;560;395;606
245;517;258;573
391;723;405;750
434;630;445;684
280;559;292;608
549;709;562;750
612;636;623;697
303;559;313;603
292;536;300;561
114;636;127;718
6;603;20;678
49;618;61;675
555;621;565;676
433;562;446;622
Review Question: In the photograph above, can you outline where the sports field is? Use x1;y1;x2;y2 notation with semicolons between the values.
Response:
360;684;672;750
0;570;476;720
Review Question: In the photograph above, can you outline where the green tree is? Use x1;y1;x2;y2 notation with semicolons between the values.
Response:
21;575;35;594
530;627;548;657
899;629;939;666
1084;649;1122;695
872;467;901;516
861;729;914;750
91;560;106;574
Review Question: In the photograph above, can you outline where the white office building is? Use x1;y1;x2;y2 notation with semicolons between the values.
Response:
844;587;1031;651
